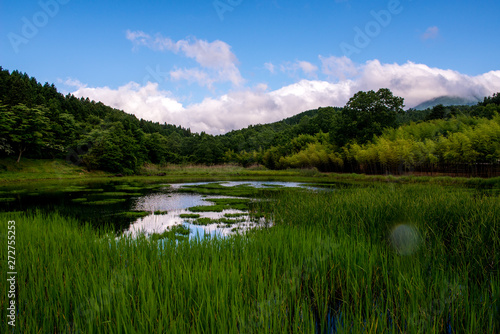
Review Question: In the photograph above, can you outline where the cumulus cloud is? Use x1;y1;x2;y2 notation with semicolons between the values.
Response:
355;60;499;107
421;26;440;40
126;30;244;86
297;61;319;77
60;78;87;89
72;82;185;124
70;59;500;134
70;79;353;134
320;55;359;80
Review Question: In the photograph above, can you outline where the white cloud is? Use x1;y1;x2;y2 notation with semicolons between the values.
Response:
60;78;87;89
264;62;275;74
126;30;244;86
70;79;353;134
320;55;359;80
70;59;500;134
170;68;214;88
297;61;319;77
280;60;318;78
355;60;499;107
72;82;185;124
176;39;237;69
421;26;439;40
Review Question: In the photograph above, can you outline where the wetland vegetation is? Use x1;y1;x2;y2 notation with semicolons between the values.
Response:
1;174;499;333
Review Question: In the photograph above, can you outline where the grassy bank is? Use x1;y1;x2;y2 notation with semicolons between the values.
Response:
0;158;110;182
1;183;498;333
2;159;500;193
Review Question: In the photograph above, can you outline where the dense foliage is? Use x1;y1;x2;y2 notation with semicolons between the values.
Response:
1;67;499;175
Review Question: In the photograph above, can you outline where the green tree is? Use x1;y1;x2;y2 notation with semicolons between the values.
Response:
426;104;448;120
332;88;405;146
0;103;15;156
145;132;169;164
3;104;51;162
480;92;500;106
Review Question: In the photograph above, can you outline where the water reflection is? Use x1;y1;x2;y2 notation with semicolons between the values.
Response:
125;185;269;239
132;192;207;212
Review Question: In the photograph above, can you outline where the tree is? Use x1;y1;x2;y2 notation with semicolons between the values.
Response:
4;104;51;162
145;132;169;164
313;107;337;133
480;92;500;106
426;104;448;120
0;103;15;156
332;88;405;146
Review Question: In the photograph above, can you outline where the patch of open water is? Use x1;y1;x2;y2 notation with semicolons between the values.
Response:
124;181;287;239
0;180;326;240
126;191;264;239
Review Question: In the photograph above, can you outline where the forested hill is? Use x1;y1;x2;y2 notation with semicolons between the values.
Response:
0;67;334;171
1;67;500;176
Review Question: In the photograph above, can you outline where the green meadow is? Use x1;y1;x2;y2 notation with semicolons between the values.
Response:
1;177;498;333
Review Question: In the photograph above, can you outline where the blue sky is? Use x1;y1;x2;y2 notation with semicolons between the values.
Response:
2;0;500;133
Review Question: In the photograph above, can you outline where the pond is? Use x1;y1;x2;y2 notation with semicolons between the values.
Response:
0;180;328;240
125;181;329;239
125;192;268;239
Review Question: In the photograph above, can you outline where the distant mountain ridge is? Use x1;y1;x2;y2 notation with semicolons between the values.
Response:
413;96;481;110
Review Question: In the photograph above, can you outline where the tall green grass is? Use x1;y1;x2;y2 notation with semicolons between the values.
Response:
1;183;498;333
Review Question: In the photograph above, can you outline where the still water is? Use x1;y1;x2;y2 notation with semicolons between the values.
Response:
0;180;326;239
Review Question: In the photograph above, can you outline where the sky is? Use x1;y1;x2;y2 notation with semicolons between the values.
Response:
2;0;500;134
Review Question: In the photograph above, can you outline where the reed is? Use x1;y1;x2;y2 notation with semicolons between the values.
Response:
0;183;498;333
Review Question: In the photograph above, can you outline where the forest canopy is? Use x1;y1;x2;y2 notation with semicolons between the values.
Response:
0;67;499;176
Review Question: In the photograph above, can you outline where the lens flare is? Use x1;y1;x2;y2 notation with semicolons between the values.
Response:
390;224;421;255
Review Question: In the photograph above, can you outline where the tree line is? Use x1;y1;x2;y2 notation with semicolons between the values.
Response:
0;67;499;176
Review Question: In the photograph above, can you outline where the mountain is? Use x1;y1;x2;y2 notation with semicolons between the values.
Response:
413;96;481;110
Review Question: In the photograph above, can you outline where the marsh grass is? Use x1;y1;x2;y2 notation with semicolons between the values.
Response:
0;158;110;182
0;183;498;333
188;197;251;212
118;211;151;218
113;185;145;191
150;224;191;242
180;213;201;219
192;217;246;226
82;198;127;205
90;192;140;197
179;183;261;197
61;186;95;193
224;213;247;218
